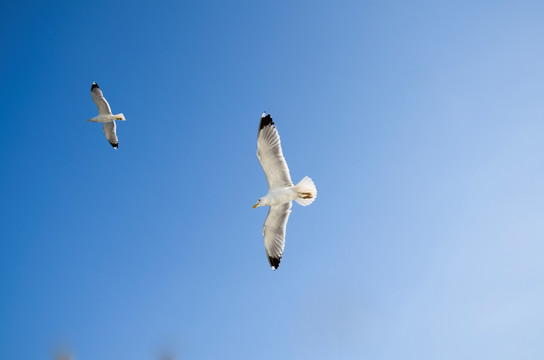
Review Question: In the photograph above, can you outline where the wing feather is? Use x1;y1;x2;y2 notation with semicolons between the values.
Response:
103;122;118;149
91;83;112;115
257;114;293;189
263;202;292;270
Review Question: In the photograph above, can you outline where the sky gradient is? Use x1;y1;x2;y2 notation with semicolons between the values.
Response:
1;0;544;359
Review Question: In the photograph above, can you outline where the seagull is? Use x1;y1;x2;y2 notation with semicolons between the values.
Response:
254;112;317;270
87;82;125;149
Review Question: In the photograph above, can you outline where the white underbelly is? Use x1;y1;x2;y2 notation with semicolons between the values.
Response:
268;187;296;205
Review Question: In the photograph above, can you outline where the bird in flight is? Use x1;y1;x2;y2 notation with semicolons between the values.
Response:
254;112;317;270
87;82;125;149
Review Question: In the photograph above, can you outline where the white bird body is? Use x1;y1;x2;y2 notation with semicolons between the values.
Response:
259;187;298;206
88;114;124;123
87;82;125;149
254;113;317;270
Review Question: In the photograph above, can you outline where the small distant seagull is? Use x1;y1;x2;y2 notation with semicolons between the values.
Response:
87;82;125;149
254;112;317;270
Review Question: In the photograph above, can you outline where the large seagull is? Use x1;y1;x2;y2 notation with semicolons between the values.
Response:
87;82;125;149
253;112;317;270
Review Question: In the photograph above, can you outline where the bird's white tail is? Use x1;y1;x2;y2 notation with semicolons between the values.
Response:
114;113;126;120
294;176;317;206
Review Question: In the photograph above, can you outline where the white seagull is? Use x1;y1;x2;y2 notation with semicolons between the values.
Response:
87;82;125;149
254;112;317;270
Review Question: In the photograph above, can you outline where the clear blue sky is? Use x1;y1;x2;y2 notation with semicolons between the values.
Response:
1;0;544;359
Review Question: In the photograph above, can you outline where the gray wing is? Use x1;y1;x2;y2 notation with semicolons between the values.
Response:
257;114;293;189
103;122;118;149
91;83;112;115
263;202;292;270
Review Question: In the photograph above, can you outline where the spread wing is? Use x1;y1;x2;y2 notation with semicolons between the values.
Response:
263;202;292;270
257;114;293;189
91;82;112;115
103;121;118;149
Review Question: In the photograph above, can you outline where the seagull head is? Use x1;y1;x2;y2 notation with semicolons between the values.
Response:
261;112;267;118
253;198;263;208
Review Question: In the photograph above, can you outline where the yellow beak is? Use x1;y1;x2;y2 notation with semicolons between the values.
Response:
253;203;259;208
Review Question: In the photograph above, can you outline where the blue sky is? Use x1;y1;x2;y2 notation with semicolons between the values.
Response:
1;0;544;359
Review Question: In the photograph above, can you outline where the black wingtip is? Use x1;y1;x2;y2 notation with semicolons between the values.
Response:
91;82;99;90
268;256;281;271
110;142;118;149
259;113;274;131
